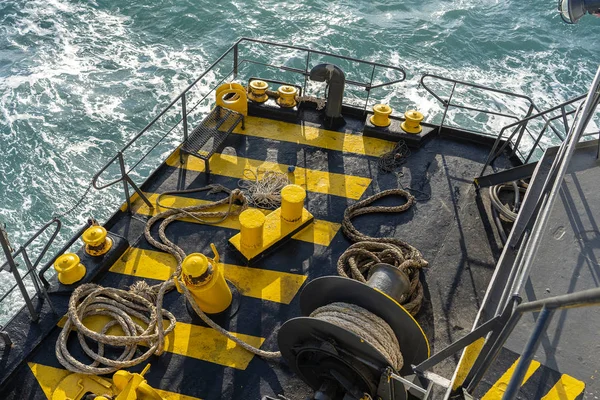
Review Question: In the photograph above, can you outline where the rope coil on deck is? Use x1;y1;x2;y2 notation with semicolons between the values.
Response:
57;185;280;375
339;189;428;315
238;169;290;209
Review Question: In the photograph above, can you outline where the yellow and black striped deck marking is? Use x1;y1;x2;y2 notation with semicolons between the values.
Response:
110;247;307;304
128;192;340;247
231;116;395;157
478;347;586;399
28;363;201;400
167;151;372;200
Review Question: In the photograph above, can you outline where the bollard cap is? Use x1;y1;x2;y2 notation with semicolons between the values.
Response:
281;184;306;204
82;226;108;247
182;253;210;278
250;80;268;90
404;110;424;122
54;253;80;273
239;208;266;229
373;104;392;115
278;85;297;95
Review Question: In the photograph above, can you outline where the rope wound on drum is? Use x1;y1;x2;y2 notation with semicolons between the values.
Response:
339;189;428;316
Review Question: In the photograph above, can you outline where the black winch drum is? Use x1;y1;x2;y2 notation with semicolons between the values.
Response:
278;275;430;398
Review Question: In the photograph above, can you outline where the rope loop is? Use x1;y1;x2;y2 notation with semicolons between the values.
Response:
340;189;428;315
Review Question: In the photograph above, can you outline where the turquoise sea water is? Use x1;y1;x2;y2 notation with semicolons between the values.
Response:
0;0;599;319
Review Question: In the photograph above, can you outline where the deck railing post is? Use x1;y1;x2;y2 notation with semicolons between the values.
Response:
118;152;132;213
0;226;38;322
439;82;456;134
182;93;188;143
233;43;239;79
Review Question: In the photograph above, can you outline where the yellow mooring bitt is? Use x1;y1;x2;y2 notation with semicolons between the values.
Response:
277;85;298;108
248;79;269;103
82;224;113;256
54;253;86;285
401;109;424;134
229;184;314;263
176;243;233;314
370;104;393;127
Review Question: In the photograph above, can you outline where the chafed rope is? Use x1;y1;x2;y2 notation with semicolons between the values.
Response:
56;185;280;375
339;189;429;316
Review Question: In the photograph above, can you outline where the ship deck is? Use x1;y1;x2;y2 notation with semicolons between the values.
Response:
0;110;570;399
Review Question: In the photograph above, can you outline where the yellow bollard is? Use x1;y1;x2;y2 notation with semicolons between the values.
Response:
54;253;86;285
370;104;393;127
239;209;266;249
179;245;232;314
401;110;424;134
248;80;269;103
82;225;113;256
277;85;298;108
281;184;306;223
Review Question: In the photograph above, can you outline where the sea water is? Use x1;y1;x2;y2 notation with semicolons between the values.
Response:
0;0;599;321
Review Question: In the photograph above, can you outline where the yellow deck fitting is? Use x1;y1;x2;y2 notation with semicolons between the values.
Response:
82;225;113;256
229;184;314;263
216;82;248;116
281;184;306;222
277;85;297;108
401;109;424;134
54;253;86;285
177;244;232;314
239;208;266;249
53;371;113;400
370;104;393;127
113;364;164;400
248;80;269;103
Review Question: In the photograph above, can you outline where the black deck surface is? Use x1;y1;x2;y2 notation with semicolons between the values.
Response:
0;112;515;400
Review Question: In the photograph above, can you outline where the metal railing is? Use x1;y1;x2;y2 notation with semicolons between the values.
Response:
413;66;600;400
419;74;568;160
91;38;408;211
479;93;588;176
0;219;60;325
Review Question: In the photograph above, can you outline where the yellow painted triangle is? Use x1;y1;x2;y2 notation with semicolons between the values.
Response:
127;192;340;247
28;362;202;400
110;247;306;304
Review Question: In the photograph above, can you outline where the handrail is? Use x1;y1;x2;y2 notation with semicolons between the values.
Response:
90;38;408;211
479;93;587;176
0;219;61;322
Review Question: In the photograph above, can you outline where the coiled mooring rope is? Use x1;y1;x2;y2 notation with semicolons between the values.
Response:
310;302;403;371
339;189;428;316
378;140;411;173
57;185;280;375
238;169;290;209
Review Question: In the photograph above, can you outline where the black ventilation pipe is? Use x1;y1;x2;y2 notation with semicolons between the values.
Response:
309;63;346;128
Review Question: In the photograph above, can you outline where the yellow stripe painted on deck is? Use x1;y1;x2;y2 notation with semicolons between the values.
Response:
452;337;485;390
57;315;264;370
541;374;586;400
482;358;541;399
168;152;371;200
29;362;202;400
110;247;306;304
231;116;395;157
132;192;340;247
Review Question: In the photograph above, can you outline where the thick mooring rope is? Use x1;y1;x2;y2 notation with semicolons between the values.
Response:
310;302;403;371
339;189;428;316
238;169;290;209
57;185;280;374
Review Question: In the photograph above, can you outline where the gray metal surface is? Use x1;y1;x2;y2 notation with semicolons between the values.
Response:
504;143;600;398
